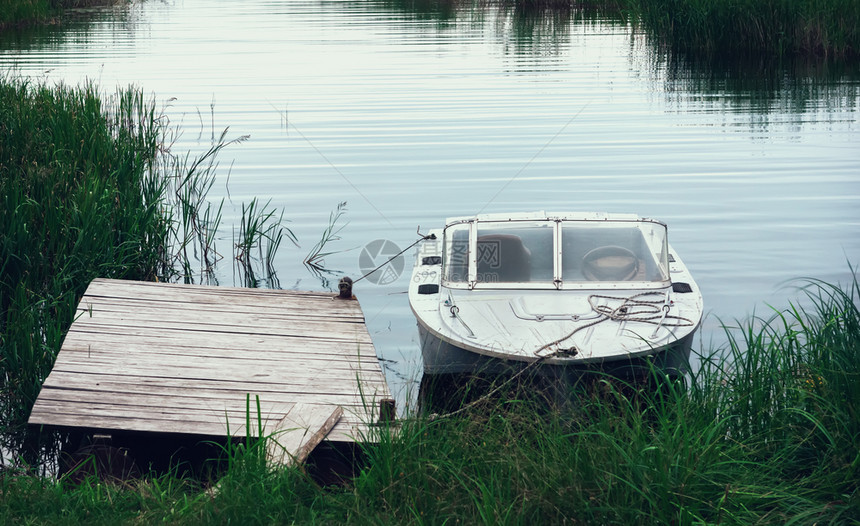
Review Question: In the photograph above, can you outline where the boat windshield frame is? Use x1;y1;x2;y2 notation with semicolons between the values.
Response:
440;216;671;290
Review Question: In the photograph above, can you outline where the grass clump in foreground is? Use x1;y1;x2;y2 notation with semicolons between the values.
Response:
2;275;858;524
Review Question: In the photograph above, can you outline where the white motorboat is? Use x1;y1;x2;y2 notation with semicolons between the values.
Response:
408;212;703;377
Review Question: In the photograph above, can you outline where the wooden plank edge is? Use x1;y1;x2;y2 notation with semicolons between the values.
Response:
266;404;344;467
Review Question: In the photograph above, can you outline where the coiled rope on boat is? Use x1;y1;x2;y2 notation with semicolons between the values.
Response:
535;291;696;357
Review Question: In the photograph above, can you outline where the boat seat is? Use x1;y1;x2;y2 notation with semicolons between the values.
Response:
477;234;531;283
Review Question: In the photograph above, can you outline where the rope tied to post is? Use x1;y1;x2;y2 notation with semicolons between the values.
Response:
353;230;436;284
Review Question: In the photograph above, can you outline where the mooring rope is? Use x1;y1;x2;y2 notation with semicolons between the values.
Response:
353;232;436;284
429;352;557;420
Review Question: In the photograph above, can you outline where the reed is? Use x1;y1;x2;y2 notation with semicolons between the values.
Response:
481;0;859;59
233;198;295;288
163;128;246;283
0;0;52;28
304;201;348;272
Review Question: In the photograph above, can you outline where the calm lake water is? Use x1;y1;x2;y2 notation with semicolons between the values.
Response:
3;0;859;410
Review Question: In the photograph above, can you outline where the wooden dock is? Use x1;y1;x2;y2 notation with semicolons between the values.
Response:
28;278;391;444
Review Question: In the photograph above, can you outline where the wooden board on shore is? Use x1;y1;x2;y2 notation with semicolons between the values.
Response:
28;278;392;443
267;403;344;466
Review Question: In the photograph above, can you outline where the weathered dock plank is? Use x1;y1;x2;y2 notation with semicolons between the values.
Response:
59;330;379;360
267;403;344;466
28;278;391;443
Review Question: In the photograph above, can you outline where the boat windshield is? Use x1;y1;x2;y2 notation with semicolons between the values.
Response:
474;221;554;284
561;221;669;284
441;218;670;288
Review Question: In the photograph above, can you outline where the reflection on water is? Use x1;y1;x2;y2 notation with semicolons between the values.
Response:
374;0;464;22
0;5;142;53
1;0;858;414
653;53;860;117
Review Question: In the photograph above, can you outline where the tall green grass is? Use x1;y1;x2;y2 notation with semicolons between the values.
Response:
2;274;857;523
0;79;173;467
0;77;290;468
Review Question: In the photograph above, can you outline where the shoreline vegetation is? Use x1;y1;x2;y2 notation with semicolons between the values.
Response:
391;0;860;61
614;0;859;60
3;1;858;60
2;77;859;523
0;0;120;31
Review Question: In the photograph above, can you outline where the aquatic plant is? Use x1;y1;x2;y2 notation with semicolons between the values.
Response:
0;0;52;28
233;198;295;288
381;0;860;60
304;201;349;272
164;128;240;282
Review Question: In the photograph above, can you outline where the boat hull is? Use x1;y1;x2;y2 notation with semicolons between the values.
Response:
418;321;696;379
